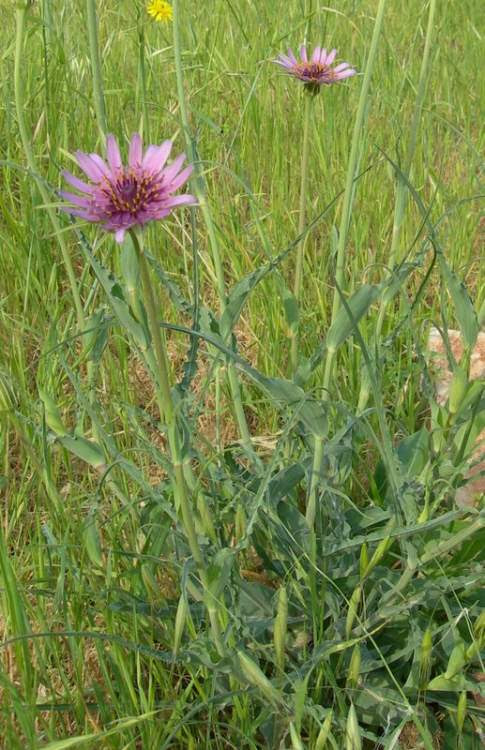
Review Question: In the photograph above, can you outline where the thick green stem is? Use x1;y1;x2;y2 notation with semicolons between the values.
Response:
15;5;85;332
389;0;436;270
137;17;150;140
304;0;313;37
131;230;224;655
171;0;257;463
306;0;387;531
290;93;313;375
358;0;436;413
323;0;387;400
86;0;107;139
305;435;324;529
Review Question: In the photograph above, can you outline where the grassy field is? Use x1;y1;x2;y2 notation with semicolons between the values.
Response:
0;0;484;747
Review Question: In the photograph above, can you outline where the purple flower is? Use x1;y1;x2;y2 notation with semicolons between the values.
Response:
60;133;196;243
274;45;356;92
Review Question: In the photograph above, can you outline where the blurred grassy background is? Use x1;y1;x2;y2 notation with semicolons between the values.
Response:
0;1;483;747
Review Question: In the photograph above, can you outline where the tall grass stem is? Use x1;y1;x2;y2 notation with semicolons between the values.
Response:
290;93;313;375
86;0;107;139
14;5;85;332
307;0;388;530
358;0;436;413
130;229;225;656
171;0;257;463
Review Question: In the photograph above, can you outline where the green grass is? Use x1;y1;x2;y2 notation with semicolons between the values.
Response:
0;0;483;748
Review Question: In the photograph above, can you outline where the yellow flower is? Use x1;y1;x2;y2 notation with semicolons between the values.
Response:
147;0;173;23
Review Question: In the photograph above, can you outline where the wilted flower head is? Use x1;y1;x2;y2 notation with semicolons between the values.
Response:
274;45;356;93
60;134;196;243
147;0;173;22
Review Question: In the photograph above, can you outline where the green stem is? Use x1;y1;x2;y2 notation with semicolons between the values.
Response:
137;16;150;141
358;0;436;413
304;0;313;39
14;5;85;332
388;0;436;270
130;230;224;656
322;0;387;401
290;92;313;375
306;0;387;531
86;0;107;139
305;435;324;529
326;0;388;377
171;0;257;464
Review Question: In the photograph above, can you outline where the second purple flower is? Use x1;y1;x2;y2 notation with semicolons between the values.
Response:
274;45;356;92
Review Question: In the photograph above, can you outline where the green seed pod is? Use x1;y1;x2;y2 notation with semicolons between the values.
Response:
473;611;485;640
417;504;429;524
235;503;246;542
38;389;67;436
346;586;361;639
293;676;308;732
456;690;467;733
140;563;159;602
448;367;468;415
196;492;217;542
83;518;103;568
345;703;362;750
274;586;288;672
465;640;479;662
315;710;333;750
359;543;369;580
365;524;395;576
419;627;433;686
237;649;280;706
444;640;466;680
289;722;304;750
347;644;361;689
173;593;188;657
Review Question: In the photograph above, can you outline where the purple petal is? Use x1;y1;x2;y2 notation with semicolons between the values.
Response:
144;208;172;222
336;68;356;79
299;44;308;62
162;153;187;184
115;229;126;243
106;134;122;172
59;190;91;208
129;133;143;168
75;151;106;182
325;49;337;65
62;170;93;194
274;59;293;70
142;140;173;172
319;48;327;64
311;46;321;63
287;48;297;64
276;54;294;66
58;205;93;220
334;62;351;72
163;194;197;208
89;154;111;178
165;165;193;191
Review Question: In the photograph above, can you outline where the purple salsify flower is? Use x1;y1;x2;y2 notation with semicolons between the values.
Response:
59;133;196;243
274;44;356;92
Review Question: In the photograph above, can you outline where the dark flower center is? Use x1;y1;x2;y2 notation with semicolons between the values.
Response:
297;62;335;82
118;179;138;202
101;171;161;215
